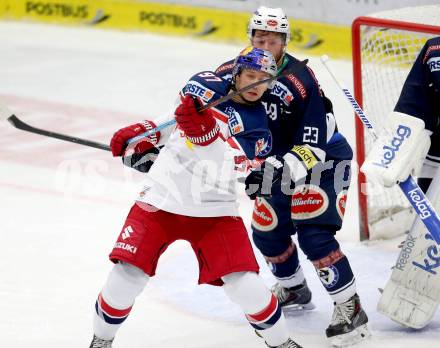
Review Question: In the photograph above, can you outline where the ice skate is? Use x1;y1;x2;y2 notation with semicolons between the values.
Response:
326;294;370;347
266;337;303;348
89;335;114;348
272;280;315;312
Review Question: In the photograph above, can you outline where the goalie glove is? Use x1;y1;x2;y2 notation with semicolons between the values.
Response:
361;112;431;187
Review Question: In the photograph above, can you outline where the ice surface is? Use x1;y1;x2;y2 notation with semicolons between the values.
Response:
0;21;439;347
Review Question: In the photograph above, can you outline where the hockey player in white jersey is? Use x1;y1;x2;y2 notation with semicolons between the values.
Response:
217;7;369;347
362;36;440;328
88;47;303;348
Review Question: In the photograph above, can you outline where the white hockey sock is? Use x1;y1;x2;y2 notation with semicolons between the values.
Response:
93;262;149;340
222;272;289;347
276;265;305;288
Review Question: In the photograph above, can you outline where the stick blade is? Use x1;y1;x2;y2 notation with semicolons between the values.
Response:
7;115;20;126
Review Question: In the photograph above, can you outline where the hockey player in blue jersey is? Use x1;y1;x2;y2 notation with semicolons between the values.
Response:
362;37;440;329
216;7;369;347
363;36;440;191
89;47;304;348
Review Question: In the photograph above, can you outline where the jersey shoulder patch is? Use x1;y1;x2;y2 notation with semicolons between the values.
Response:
183;71;229;103
423;37;440;64
224;105;245;135
215;60;235;77
222;102;268;136
279;55;320;100
270;82;295;106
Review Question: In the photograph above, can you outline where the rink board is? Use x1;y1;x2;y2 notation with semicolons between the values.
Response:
0;0;351;59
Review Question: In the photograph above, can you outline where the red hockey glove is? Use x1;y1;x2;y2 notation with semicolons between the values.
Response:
175;95;220;146
110;120;160;157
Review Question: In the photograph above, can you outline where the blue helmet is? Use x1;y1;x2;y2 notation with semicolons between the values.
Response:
232;46;278;86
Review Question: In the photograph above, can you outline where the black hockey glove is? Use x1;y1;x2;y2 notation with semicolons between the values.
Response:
245;155;288;200
122;146;161;173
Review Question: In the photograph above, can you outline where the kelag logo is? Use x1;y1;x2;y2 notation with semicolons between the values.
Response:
373;125;411;168
25;1;89;18
139;12;197;29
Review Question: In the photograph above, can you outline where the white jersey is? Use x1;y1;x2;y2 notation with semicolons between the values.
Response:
136;71;270;217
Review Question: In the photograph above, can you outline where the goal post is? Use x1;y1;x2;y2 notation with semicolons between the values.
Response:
351;6;440;241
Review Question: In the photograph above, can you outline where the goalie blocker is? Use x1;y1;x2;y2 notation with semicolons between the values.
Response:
361;111;431;188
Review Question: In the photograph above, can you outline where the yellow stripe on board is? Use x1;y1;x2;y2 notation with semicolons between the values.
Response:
1;0;351;59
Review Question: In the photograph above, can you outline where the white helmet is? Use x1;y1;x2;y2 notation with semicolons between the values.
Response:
247;6;291;43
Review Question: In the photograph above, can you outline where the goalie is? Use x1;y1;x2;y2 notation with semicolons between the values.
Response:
362;36;440;329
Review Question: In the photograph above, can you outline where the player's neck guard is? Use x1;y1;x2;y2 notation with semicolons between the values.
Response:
277;55;289;74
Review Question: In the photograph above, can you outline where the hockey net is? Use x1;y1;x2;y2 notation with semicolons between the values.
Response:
352;5;440;240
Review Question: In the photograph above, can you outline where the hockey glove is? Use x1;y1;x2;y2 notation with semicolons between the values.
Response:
175;95;220;146
122;146;161;173
110;120;160;157
245;155;289;200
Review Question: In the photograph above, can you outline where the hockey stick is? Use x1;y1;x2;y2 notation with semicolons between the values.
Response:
7;114;111;151
126;58;309;145
1;98;111;151
5;59;309;152
320;55;440;244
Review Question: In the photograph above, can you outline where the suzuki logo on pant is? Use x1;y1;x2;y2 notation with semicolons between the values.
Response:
122;226;133;240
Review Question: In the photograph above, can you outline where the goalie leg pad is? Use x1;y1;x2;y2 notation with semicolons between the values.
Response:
378;167;440;328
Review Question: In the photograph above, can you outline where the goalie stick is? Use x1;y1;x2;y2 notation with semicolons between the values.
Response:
320;55;440;245
4;59;308;150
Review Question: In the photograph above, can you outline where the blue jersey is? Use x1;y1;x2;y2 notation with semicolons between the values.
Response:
216;53;353;172
180;71;271;160
395;37;440;132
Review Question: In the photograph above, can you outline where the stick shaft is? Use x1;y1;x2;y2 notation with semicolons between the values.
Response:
127;59;309;145
320;55;440;244
8;115;111;151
